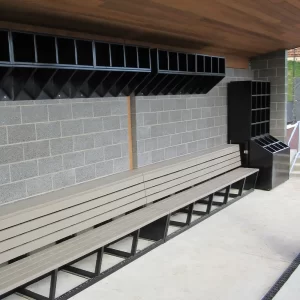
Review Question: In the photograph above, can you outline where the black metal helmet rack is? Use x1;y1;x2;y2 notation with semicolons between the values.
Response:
0;30;225;100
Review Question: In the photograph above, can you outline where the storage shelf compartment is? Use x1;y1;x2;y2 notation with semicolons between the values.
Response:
219;58;225;74
57;38;76;65
188;54;196;72
110;44;125;67
36;35;57;64
179;53;187;72
212;57;218;73
12;32;35;63
158;50;168;71
169;52;178;71
76;40;93;66
197;55;204;73
0;31;10;62
205;56;212;73
138;47;150;69
95;42;111;67
125;46;138;68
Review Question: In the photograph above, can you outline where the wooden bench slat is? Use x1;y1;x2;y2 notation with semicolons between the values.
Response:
0;183;146;242
146;161;241;203
0;174;144;231
144;152;240;189
145;156;241;202
0;197;147;265
143;145;239;181
151;168;259;213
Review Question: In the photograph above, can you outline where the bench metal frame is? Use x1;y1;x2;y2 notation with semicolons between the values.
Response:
2;172;258;300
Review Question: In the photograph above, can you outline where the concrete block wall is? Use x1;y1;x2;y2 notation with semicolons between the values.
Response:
251;50;287;141
132;68;253;167
0;98;129;204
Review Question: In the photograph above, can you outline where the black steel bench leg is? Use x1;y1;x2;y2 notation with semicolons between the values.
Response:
131;229;140;256
206;194;214;214
238;178;246;197
186;202;195;225
223;185;231;205
95;247;104;276
49;269;58;300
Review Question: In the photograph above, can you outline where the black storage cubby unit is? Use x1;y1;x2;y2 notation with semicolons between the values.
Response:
135;49;225;96
0;28;225;99
228;80;290;190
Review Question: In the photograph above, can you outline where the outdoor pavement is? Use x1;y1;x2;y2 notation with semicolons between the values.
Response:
5;177;300;300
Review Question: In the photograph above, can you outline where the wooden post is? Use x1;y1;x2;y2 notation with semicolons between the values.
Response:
127;95;134;170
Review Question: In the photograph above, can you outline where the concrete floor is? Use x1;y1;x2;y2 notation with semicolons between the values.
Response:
70;178;300;300
4;178;300;300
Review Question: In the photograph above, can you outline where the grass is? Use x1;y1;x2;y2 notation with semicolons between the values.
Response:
288;60;300;102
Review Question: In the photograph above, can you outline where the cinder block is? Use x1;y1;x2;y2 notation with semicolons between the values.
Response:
145;138;158;151
121;143;129;157
75;164;96;183
0;165;10;185
192;130;202;141
197;119;206;130
207;138;216;148
251;59;268;70
104;144;122;160
112;129;128;144
191;108;202;119
113;157;129;173
187;120;197;131
144;112;158;125
111;100;127;116
218;106;227;116
72;103;94;119
176;99;186;110
37;122;61;140
215;136;223;146
176;144;188;156
8;124;36;144
24;140;50;160
0;127;7;145
0;181;27;204
137;152;151;167
0;144;23;165
11;160;38;182
152;149;165;163
48;104;72;121
150;100;164;112
103;116;120;131
267;58;285;69
210;127;219;137
151;125;164;138
187;142;197;153
85;147;104;165
202;107;211;118
96;160;114;178
175;122;186;134
157;136;171;149
163;99;176;111
157;111;170;124
50;137;73;155
61;120;83;137
182;110;192;121
53;169;76;190
211;107;219;117
74;134;94;151
21;105;48;124
182;131;194;143
276;67;287;78
83;118;103;133
218;86;227;97
135;140;145;154
94;132;113;148
26;175;52;197
197;139;207;150
187;98;197;109
136;99;150;113
0;106;21;125
272;94;286;103
165;146;177;159
93;102;112;117
170;111;182;122
38;156;63;175
120;115;128;129
259;69;277;78
170;134;182;146
63;151;85;170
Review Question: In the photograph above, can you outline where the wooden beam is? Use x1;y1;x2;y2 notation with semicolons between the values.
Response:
127;95;134;170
